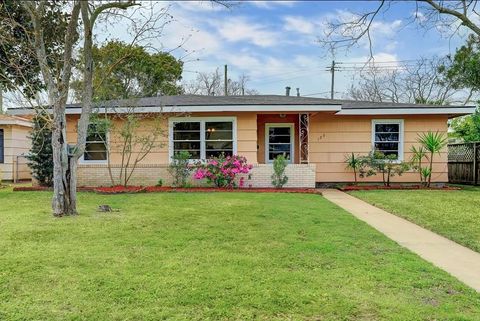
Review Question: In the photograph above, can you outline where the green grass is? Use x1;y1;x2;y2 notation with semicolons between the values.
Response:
350;186;480;253
1;187;480;320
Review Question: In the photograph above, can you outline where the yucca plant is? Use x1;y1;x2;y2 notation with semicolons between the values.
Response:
345;152;363;184
410;145;427;184
417;131;447;187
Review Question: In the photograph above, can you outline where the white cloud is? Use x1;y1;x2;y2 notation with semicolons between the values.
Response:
283;16;315;34
216;17;280;47
175;1;226;12
249;1;296;9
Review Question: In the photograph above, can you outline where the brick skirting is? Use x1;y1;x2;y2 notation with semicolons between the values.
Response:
77;163;316;188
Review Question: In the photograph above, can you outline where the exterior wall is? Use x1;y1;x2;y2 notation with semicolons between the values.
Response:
66;112;258;165
309;113;449;183
0;125;31;181
67;111;450;186
77;163;316;188
257;114;300;164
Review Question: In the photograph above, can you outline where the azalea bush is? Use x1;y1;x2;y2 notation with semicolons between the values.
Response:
193;154;253;188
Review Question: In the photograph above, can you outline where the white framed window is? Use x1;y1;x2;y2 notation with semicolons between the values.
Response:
371;119;404;160
169;117;237;161
80;123;108;163
265;123;294;163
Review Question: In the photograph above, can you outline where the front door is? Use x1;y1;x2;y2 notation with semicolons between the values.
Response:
265;123;294;163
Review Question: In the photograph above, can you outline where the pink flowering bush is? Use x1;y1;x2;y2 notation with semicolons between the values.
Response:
193;154;253;188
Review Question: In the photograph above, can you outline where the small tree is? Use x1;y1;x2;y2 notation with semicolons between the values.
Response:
418;131;448;187
90;109;167;187
271;155;288;188
26;112;53;186
361;151;409;187
168;151;192;187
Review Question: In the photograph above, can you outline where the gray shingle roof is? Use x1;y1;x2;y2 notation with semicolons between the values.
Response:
63;94;467;109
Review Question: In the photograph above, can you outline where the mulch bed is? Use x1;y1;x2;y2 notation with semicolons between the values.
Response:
13;186;94;192
339;185;460;191
94;185;321;195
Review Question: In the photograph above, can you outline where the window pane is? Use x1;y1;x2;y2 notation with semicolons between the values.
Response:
269;143;291;152
174;132;200;140
269;152;291;160
205;141;233;150
375;142;399;151
375;133;399;142
375;124;399;133
269;127;290;135
205;122;232;131
174;142;201;150
174;122;200;131
84;151;107;161
206;150;233;158
269;135;290;143
205;131;232;140
174;150;200;159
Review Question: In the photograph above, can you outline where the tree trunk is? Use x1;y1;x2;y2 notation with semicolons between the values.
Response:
51;105;77;216
428;152;434;187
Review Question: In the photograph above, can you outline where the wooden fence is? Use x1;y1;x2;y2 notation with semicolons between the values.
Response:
448;142;480;185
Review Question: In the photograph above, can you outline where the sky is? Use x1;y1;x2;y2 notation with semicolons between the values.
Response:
133;0;471;98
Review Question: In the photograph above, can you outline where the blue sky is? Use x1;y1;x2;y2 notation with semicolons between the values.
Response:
149;0;470;97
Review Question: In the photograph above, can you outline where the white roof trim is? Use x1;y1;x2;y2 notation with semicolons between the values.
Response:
0;119;33;127
9;104;342;115
335;107;476;115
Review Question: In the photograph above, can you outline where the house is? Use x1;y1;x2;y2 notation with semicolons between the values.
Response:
0;114;32;182
8;95;474;187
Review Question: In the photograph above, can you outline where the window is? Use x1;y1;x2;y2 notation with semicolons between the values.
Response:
82;124;107;162
372;120;404;160
0;129;3;163
265;123;294;163
170;117;236;160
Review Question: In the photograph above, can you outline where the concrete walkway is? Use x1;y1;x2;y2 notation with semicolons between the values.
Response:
320;189;480;292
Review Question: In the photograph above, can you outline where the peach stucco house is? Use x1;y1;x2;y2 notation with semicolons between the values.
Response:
9;95;474;187
0;114;32;182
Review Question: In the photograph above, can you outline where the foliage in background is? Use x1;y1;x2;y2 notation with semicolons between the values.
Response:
450;109;480;142
193;154;252;188
417;131;448;187
168;151;192;188
271;155;288;188
359;151;409;187
72;40;183;101
0;0;68;98
26;112;53;186
441;35;480;94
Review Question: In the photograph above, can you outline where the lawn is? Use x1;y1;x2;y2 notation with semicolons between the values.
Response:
350;186;480;253
1;187;480;320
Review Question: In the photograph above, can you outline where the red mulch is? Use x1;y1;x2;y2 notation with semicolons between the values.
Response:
94;185;321;195
13;186;94;192
340;185;460;191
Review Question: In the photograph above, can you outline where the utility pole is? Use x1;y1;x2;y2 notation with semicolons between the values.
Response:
330;60;335;99
224;64;228;96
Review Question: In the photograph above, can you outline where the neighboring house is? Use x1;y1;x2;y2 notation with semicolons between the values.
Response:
8;95;474;187
0;115;32;182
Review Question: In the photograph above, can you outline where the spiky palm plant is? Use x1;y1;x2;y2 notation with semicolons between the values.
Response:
410;145;427;184
417;131;447;187
345;153;362;184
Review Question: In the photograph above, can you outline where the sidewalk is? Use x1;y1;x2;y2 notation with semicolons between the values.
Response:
320;189;480;292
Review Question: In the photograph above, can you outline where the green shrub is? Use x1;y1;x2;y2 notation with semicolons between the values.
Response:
360;151;410;187
168;151;192;187
271;155;289;188
156;178;163;187
26;112;53;186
